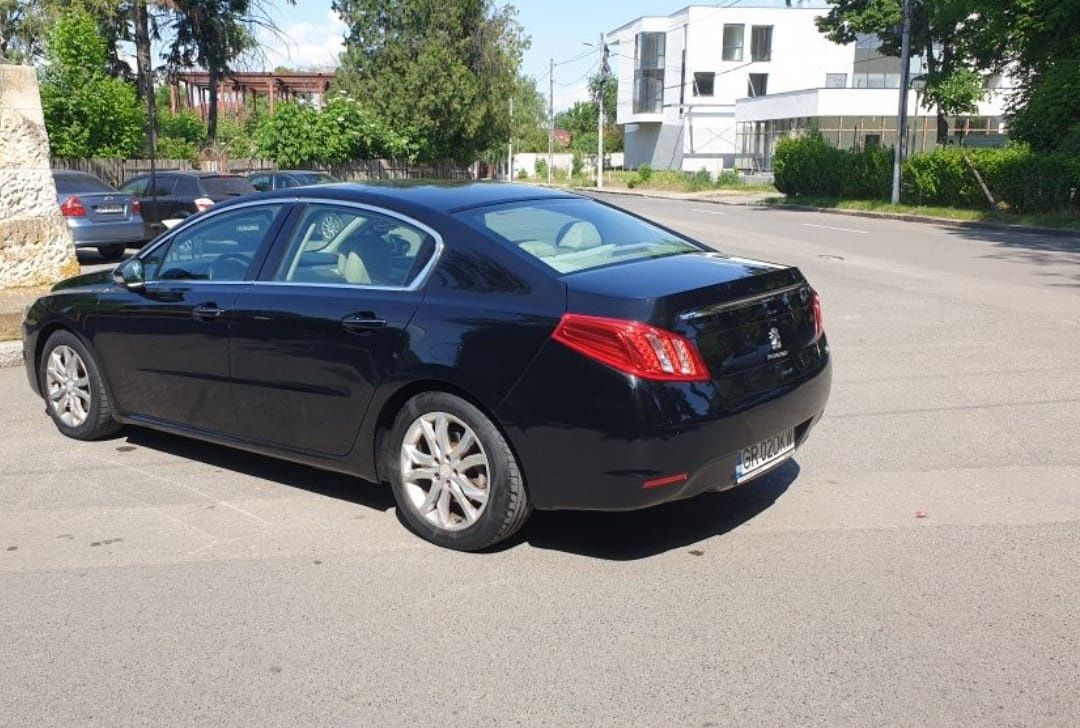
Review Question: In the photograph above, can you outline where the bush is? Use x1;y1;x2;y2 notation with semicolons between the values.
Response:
686;168;713;192
716;170;742;187
774;130;891;199
159;112;205;145
517;168;528;180
155;136;199;162
904;145;1080;213
571;152;583;177
638;163;653;182
535;158;548;179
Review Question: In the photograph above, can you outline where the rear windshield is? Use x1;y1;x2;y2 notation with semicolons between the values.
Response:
54;173;115;195
456;198;700;274
294;172;337;185
201;176;256;197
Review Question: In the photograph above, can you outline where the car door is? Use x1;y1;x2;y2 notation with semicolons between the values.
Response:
227;201;440;456
92;201;291;434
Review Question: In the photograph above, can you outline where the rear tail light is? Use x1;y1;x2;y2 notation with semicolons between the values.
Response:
130;197;141;215
811;290;824;341
552;313;710;382
194;197;214;212
60;195;86;217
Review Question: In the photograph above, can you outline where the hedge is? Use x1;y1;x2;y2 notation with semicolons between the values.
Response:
774;132;1080;214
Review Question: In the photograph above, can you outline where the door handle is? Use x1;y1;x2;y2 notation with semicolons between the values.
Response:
193;303;226;321
342;312;387;332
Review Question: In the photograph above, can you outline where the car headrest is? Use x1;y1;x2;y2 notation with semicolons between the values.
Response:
556;221;602;251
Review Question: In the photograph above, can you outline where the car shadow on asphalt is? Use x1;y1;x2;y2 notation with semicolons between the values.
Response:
503;460;799;560
120;428;398;512
120;426;795;559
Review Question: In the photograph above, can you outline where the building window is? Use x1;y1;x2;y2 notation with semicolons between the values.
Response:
748;73;768;97
826;73;847;88
722;25;744;61
693;72;715;97
864;134;881;149
633;32;666;113
751;26;773;62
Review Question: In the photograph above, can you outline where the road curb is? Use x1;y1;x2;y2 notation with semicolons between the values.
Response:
573;187;770;207
766;203;1080;239
0;340;22;369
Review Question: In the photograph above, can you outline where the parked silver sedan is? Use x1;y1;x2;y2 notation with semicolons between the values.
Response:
53;171;145;261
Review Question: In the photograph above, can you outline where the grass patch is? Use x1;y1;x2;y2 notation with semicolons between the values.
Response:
768;196;1080;230
605;169;775;194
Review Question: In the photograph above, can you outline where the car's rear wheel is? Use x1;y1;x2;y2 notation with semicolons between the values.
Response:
97;244;126;261
385;392;531;551
39;331;121;441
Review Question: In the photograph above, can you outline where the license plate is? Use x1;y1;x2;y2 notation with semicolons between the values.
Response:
96;205;124;214
735;427;795;482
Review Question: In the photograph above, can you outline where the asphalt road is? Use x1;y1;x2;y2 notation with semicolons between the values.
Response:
3;198;1079;727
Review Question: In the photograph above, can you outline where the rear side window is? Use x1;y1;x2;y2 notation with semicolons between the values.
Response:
54;173;115;194
273;203;436;288
456;198;700;274
201;176;256;197
120;178;148;195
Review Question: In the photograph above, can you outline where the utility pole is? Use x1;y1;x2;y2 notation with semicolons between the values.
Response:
596;33;607;189
507;96;514;182
891;0;912;204
548;57;555;185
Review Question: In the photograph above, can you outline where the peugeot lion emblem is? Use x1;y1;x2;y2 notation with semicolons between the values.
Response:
768;327;782;351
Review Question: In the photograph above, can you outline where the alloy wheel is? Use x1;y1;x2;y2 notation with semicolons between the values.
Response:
400;411;491;531
45;345;92;428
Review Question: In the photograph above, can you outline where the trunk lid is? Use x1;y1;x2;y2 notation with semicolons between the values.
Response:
564;251;820;381
77;192;135;222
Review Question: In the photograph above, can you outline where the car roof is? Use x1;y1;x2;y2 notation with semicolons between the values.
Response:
129;171;244;180
253;181;579;213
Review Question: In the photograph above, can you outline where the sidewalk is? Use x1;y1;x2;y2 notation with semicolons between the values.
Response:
585;186;1080;238
576;186;776;206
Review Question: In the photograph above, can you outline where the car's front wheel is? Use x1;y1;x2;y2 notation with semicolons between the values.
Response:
39;331;121;441
385;392;531;551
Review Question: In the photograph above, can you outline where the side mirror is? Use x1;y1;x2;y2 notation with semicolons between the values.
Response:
113;258;145;289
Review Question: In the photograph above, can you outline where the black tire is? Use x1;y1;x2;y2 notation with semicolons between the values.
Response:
38;330;121;441
98;244;126;261
384;392;531;551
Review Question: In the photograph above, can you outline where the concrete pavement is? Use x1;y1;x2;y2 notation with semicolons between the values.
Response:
2;199;1078;727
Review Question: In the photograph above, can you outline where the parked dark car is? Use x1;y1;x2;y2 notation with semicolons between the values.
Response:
22;183;831;550
119;171;256;241
247;170;339;192
52;171;144;261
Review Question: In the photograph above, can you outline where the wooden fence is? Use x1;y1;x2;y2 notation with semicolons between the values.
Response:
51;158;476;187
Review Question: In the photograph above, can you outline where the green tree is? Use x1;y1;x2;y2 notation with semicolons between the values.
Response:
967;0;1080;153
0;0;48;62
40;5;145;157
167;0;290;141
816;0;987;144
333;0;529;162
509;75;549;153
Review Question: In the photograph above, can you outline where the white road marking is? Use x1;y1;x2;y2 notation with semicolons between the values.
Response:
691;208;727;216
802;222;869;234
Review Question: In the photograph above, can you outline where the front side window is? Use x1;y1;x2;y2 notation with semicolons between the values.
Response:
274;204;436;288
143;204;284;282
249;174;271;192
457;198;701;275
200;176;256;198
722;25;744;61
751;25;773;61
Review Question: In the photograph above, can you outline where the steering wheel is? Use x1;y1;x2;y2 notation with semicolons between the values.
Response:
318;212;345;240
209;253;250;281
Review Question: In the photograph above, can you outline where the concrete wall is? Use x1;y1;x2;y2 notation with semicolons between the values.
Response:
0;65;78;288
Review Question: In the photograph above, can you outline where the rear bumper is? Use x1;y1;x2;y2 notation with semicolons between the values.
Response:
66;218;146;246
498;337;832;511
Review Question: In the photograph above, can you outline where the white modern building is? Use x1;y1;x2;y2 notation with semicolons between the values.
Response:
607;0;1010;172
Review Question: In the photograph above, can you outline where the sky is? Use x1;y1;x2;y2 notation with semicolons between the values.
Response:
250;0;694;110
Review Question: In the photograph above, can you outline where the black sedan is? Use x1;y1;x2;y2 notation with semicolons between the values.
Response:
22;183;831;550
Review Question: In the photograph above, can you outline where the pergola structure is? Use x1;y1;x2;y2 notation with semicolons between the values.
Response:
169;70;337;120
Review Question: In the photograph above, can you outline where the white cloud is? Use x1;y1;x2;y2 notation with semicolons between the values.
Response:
249;10;346;71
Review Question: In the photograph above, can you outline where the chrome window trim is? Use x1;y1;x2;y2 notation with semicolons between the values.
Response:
135;197;445;293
